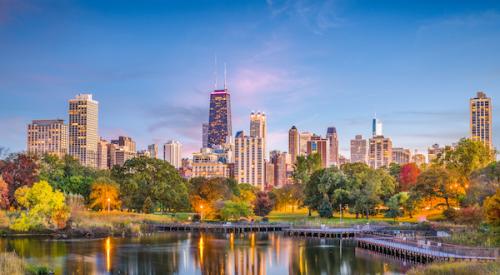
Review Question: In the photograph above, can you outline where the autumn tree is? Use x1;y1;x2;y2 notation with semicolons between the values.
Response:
253;191;274;217
399;163;421;191
0;177;9;209
89;177;121;210
11;181;69;231
484;189;500;226
0;154;38;206
188;177;237;218
412;167;457;210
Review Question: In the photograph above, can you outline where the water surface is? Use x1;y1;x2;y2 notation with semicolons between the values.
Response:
0;232;413;274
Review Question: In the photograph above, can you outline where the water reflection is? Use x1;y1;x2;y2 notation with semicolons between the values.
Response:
0;233;412;274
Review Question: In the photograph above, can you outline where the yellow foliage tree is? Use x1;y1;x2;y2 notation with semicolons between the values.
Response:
89;178;121;211
11;181;69;231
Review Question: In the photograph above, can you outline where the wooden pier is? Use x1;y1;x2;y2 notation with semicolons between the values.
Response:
153;223;290;233
152;223;498;263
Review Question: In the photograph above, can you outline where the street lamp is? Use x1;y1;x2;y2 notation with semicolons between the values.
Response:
107;197;111;212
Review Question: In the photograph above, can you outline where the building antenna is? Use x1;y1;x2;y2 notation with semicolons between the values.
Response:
224;62;227;89
214;55;218;89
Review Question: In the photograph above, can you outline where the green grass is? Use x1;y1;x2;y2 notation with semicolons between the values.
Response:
407;261;500;275
0;252;51;275
267;211;398;226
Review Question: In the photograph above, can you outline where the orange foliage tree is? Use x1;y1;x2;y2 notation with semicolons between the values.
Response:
399;163;420;191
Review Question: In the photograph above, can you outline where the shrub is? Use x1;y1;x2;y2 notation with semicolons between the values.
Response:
318;200;333;218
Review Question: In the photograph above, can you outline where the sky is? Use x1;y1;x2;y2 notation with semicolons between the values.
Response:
0;0;499;158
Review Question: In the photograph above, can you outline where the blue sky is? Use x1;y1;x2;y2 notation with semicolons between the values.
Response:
0;0;499;158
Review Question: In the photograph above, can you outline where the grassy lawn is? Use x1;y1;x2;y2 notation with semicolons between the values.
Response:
407;261;500;275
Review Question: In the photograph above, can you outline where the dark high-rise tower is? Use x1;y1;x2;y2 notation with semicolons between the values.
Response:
208;89;232;147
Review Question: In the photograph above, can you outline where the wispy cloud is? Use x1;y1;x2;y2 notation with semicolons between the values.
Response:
266;0;343;34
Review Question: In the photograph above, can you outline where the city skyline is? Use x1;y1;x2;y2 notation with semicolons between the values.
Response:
1;0;500;158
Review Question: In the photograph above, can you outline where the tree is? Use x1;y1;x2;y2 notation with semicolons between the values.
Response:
272;183;304;212
39;154;102;200
464;161;500;206
11;181;69;231
385;192;409;221
484;188;500;226
113;157;189;212
341;163;396;219
220;201;253;221
89;177;121;210
293;153;322;184
318;200;333;218
399;163;420;191
237;183;257;203
188;177;237;218
0;176;9;209
253;191;274;217
142;196;154;214
0;154;38;206
412;167;457;210
304;168;350;215
437;138;494;186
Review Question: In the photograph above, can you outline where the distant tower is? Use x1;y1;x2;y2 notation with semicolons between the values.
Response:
164;140;182;169
288;126;299;164
68;94;99;168
202;123;209;148
234;130;265;190
250;111;267;159
148;144;159;159
372;117;383;136
326;127;339;166
350;135;368;164
470;91;492;148
27;119;68;158
207;88;232;147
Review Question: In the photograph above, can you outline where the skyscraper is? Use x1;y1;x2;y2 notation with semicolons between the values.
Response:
68;94;99;168
369;135;392;169
234;131;265;189
470;91;492;148
427;144;443;163
27;119;68;157
208;89;232;148
350;135;368;164
250;111;266;158
299;132;313;156
392;147;411;165
96;138;109;169
202;123;209;148
288;126;299;164
307;135;330;168
326;127;339;166
164;140;182;169
110;136;137;167
372;117;383;136
148;144;159;159
269;150;288;188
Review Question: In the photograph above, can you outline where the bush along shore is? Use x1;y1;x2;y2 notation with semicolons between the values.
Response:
407;261;500;275
0;252;52;275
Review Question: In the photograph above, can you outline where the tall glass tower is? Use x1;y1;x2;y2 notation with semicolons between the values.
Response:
208;89;232;148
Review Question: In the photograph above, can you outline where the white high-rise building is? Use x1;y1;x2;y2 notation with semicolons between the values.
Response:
164;140;182;169
250;111;266;159
68;94;99;168
234;131;265;190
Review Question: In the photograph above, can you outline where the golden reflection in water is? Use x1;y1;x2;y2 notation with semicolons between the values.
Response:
105;237;111;272
198;235;204;266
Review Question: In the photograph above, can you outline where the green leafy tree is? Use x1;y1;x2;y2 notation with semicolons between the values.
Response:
293;153;322;184
112;157;189;212
220;201;253;221
437;138;494;186
11;181;69;231
412;167;457;209
318;200;333;218
464;161;500;206
237;183;257;203
385;192;409;220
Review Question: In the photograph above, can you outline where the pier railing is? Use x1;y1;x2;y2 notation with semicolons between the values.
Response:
357;232;499;259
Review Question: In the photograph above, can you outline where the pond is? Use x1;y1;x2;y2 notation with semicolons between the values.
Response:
0;232;414;274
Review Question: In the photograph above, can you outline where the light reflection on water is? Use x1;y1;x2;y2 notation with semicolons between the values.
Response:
0;232;413;274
